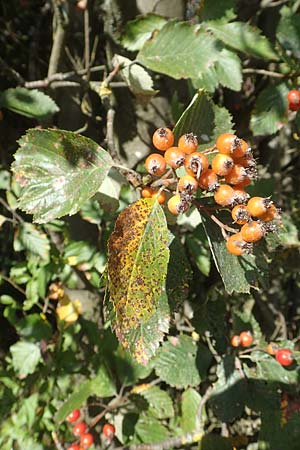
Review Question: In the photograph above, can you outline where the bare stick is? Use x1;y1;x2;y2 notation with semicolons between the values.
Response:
243;68;284;78
48;0;69;77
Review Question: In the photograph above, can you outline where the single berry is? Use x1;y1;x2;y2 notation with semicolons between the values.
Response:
240;221;264;243
152;189;167;205
67;409;81;423
80;433;94;448
73;421;87;437
287;90;300;111
276;349;294;367
247;196;272;218
260;203;278;222
178;174;198;194
68;444;81;450
216;133;238;155
214;184;235;207
232;187;249;205
230;335;241;347
152;127;174;151
198;169;219;191
231;204;250;225
164;146;186;169
141;186;154;198
167;194;189;215
178;133;198;154
102;423;116;440
233;152;255;168
231;139;249;159
76;0;87;10
184;152;209;178
225;164;253;186
211;153;234;176
239;331;253;347
266;343;279;356
226;232;252;256
145;154;166;176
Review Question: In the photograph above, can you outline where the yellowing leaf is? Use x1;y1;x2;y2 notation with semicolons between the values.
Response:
107;198;172;364
56;297;82;323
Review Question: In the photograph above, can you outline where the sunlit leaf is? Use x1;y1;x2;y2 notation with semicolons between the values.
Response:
10;341;42;377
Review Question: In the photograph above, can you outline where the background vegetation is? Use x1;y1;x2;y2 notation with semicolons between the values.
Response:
1;0;300;449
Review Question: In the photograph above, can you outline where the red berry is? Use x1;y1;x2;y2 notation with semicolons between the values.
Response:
80;433;94;448
276;349;294;367
67;409;81;423
68;445;81;450
73;421;87;437
152;127;174;151
287;90;300;110
102;423;116;440
239;331;253;347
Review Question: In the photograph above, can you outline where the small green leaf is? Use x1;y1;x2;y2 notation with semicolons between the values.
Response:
135;413;169;443
16;313;52;342
277;6;300;60
56;365;116;422
208;21;278;60
10;341;42;377
121;14;167;51
181;388;202;432
12;129;114;223
186;226;211;277
138;386;174;419
249;351;299;385
154;335;212;388
18;223;50;260
0;88;59;119
199;0;236;23
250;83;289;136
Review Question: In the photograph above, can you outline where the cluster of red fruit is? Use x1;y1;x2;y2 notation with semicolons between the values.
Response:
287;89;300;111
266;343;295;367
230;331;253;348
66;409;115;450
142;127;279;256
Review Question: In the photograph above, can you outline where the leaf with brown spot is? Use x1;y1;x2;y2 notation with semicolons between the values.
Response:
11;129;113;223
107;198;172;364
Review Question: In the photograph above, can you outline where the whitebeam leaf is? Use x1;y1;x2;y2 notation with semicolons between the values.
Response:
12;129;114;223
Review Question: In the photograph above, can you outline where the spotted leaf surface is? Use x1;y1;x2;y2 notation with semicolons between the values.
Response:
11;129;113;223
107;198;171;364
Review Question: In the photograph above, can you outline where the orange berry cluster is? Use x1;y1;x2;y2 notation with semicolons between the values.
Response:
287;89;300;111
143;127;280;256
230;331;253;348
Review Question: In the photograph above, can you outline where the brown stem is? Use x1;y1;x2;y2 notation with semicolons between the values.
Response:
48;0;69;77
0;274;26;296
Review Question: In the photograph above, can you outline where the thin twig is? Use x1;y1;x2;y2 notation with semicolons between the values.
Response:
204;331;222;363
24;66;105;89
0;197;24;223
0;56;25;85
0;273;26;295
48;0;69;77
84;5;90;80
242;68;284;78
52;431;64;450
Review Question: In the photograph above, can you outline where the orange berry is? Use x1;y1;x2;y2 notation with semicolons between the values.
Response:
145;154;166;176
231;204;250;224
225;164;250;185
164;146;186;169
246;196;273;218
240;221;264;243
214;184;235;207
259;203;278;222
239;331;253;347
266;343;279;356
232;187;249;205
231;335;241;347
211;153;234;176
184;152;209;178
152;190;167;205
141;186;154;198
198;169;219;191
226;232;252;256
233;152;255;168
216;133;238;155
231;139;249;159
167;194;189;215
178;174;198;193
178;133;198;154
152;127;174;151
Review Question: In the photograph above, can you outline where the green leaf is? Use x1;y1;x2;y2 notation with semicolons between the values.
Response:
16;313;52;342
56;365;116;422
18;223;50;260
15;393;39;429
135;413;169;443
64;240;97;266
12;129;114;223
181;388;202;432
154;335;212;388
186;226;211;277
277;6;300;60
200;212;269;294
10;341;42;377
113;55;158;101
173;90;234;151
199;0;236;23
210;355;247;422
121;14;167;51
138;386;174;419
0;88;59;119
114;345;153;386
249;351;299;385
108;198;172;365
250;83;289;136
207;21;278;60
137;21;224;81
